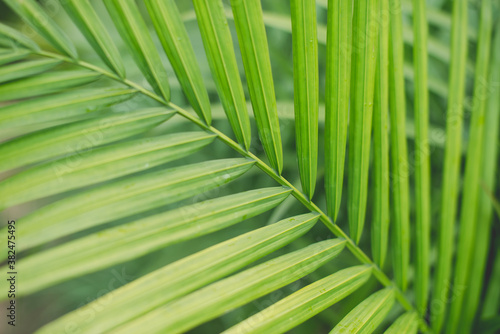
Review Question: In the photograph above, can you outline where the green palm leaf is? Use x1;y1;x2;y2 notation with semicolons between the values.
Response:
104;0;170;100
4;0;77;57
119;239;346;334
388;0;411;292
225;265;372;334
324;0;352;221
446;0;493;332
0;58;60;83
432;0;469;330
0;1;494;333
3;187;290;296
384;312;419;334
0;132;215;206
331;288;395;333
61;0;125;77
290;0;318;199
192;0;252;149
10;158;254;252
37;213;319;334
348;0;379;244
0;108;174;173
0;70;100;102
230;0;283;174
0;88;136;132
145;0;212;124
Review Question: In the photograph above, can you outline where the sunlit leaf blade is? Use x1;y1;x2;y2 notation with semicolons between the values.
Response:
330;288;395;333
384;312;419;334
411;0;431;314
0;107;173;174
0;59;60;84
0;70;100;102
7;187;291;297
0;49;31;65
324;0;352;221
62;0;125;77
388;0;410;291
3;0;77;58
432;0;469;330
116;239;346;334
371;0;389;268
230;0;283;174
464;22;500;331
0;132;216;207
145;0;212;125
0;88;136;131
348;0;379;244
0;22;39;50
11;158;254;252
39;213;318;334
446;0;493;332
224;265;372;334
192;0;251;149
104;0;170;100
290;0;318;199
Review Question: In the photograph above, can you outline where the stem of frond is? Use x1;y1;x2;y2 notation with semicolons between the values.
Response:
34;49;432;333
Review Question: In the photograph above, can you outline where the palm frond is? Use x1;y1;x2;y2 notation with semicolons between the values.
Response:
0;0;495;333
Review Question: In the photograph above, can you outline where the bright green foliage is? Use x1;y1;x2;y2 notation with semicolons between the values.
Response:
0;22;39;50
3;187;291;296
0;108;174;173
290;0;319;199
463;20;500;332
230;0;283;174
348;0;379;244
0;58;60;83
61;0;125;77
104;0;171;100
192;0;252;149
432;0;469;331
0;132;216;206
324;0;352;221
0;70;100;101
384;312;419;334
3;0;76;57
146;0;212;124
371;0;390;268
446;0;493;332
388;0;411;292
0;48;31;65
11;158;254;252
37;213;319;333
0;88;136;131
331;288;395;333
116;239;346;333
0;1;496;333
411;0;431;314
225;265;372;334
